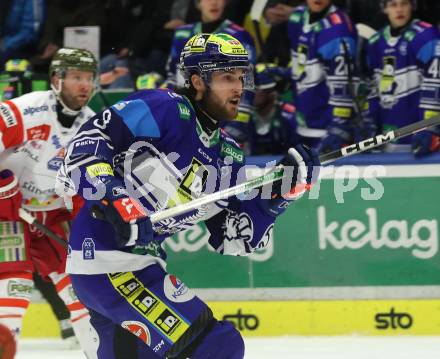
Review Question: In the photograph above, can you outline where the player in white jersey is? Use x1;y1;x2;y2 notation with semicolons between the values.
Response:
0;48;99;357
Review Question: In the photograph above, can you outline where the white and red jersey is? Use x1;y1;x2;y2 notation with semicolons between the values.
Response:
0;90;95;211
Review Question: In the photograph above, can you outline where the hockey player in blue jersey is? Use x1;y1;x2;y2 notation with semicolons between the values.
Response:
58;33;320;358
365;0;440;156
287;0;358;152
164;0;256;132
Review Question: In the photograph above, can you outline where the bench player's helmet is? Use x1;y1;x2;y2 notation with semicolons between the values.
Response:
179;33;254;91
49;48;98;116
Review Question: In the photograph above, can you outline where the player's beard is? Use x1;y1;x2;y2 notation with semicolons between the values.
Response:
201;88;240;121
61;90;91;111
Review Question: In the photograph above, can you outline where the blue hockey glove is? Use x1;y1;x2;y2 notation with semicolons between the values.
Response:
318;119;353;154
90;195;153;250
259;144;320;216
411;130;440;157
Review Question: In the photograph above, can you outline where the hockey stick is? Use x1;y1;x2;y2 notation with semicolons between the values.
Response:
149;114;440;224
250;0;269;62
341;39;366;136
18;208;67;248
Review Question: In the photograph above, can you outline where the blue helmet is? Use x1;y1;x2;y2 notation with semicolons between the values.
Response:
179;33;253;89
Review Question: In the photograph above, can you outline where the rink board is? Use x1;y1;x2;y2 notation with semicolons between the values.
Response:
165;155;440;291
22;154;440;338
21;299;440;337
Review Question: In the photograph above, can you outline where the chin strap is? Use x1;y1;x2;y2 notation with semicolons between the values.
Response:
51;80;82;117
195;99;218;134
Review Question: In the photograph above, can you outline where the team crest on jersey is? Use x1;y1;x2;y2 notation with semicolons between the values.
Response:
121;321;151;345
221;212;254;255
224;212;253;242
163;274;195;303
399;42;408;56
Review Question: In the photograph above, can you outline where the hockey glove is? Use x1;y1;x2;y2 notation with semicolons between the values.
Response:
411;130;440;157
318;119;354;154
258;144;320;217
0;169;22;221
90;195;153;249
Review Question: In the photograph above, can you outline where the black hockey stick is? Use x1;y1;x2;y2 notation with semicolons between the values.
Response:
341;39;367;136
18;208;67;248
149;114;440;223
319;114;440;164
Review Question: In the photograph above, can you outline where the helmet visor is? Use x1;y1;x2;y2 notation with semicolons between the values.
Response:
201;63;254;91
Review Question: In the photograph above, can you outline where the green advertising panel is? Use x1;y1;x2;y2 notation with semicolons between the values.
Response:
165;163;440;291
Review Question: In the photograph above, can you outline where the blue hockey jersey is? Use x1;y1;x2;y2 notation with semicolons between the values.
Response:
164;20;256;123
287;5;357;139
366;20;440;144
59;89;278;274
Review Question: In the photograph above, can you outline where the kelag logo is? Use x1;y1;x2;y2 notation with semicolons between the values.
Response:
223;309;259;331
375;308;413;330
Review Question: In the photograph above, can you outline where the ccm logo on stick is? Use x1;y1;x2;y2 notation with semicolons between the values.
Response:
375;308;413;330
342;132;396;155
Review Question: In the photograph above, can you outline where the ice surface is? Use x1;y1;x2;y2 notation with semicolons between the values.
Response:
16;336;440;359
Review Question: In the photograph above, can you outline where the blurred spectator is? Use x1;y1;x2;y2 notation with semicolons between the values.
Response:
224;0;254;25
29;0;108;73
183;0;254;27
345;0;386;30
265;0;298;25
364;0;440;157
99;0;174;89
287;0;358;151
165;0;191;30
0;0;45;70
164;0;257;129
249;63;298;155
263;1;302;66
